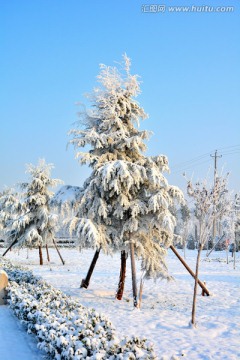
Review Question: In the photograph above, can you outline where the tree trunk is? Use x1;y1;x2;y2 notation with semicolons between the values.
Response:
129;242;138;308
195;225;198;247
191;244;203;326
39;245;43;266
170;245;209;296
53;239;65;265
116;250;127;300
80;248;101;289
46;244;50;262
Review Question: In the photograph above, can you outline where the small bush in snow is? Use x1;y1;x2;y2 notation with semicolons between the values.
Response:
0;257;156;359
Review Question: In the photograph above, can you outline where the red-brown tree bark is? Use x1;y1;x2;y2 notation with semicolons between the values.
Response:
80;248;101;289
39;245;43;265
116;250;127;300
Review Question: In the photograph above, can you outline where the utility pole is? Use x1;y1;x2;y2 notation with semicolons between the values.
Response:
210;150;222;244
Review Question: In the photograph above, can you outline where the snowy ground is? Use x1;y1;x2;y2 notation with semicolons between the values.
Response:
2;247;240;360
0;305;44;360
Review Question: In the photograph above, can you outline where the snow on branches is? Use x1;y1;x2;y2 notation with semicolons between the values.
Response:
0;188;22;234
187;174;231;247
68;55;184;281
5;159;63;250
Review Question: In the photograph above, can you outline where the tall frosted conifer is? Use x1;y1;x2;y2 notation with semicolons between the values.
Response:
69;56;183;305
4;159;63;264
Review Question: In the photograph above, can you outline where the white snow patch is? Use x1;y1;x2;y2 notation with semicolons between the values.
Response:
3;247;240;360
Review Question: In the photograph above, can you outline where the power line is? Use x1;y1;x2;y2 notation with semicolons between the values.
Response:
170;145;240;174
217;144;240;151
170;159;211;174
220;150;240;156
171;153;211;168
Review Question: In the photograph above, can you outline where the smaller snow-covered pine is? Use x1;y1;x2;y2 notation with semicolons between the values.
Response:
4;159;63;260
0;187;22;237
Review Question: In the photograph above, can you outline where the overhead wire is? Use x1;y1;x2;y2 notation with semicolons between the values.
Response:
169;144;240;175
217;144;240;151
171;152;211;169
220;150;240;156
170;159;212;175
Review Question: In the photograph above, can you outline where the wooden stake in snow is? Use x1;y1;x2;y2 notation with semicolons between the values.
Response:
116;250;127;300
53;239;65;265
129;242;139;308
206;233;225;257
46;244;50;262
39;245;43;265
170;245;210;296
138;274;144;309
201;281;207;296
80;248;101;289
2;239;18;257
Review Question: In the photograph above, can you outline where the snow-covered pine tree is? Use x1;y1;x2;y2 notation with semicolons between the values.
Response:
180;203;190;224
187;234;195;250
4;159;63;265
0;188;22;238
69;55;183;307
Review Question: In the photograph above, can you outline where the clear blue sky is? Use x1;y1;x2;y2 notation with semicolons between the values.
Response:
1;0;240;194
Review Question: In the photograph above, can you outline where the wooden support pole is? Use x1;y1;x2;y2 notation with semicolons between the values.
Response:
130;242;139;308
46;244;50;262
80;248;101;289
53;239;65;265
206;233;225;257
116;250;127;300
39;245;43;265
201;281;207;296
2;239;18;257
138;276;144;309
170;245;210;296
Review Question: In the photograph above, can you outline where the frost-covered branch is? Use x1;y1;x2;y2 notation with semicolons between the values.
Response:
68;55;184;282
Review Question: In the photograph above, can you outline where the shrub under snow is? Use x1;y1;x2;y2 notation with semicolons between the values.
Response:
0;257;156;359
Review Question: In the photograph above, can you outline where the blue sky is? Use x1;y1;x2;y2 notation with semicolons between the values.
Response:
1;0;240;194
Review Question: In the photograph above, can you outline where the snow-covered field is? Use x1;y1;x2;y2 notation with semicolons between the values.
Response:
0;305;43;360
2;247;240;360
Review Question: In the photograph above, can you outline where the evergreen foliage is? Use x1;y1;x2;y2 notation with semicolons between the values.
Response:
69;55;183;280
5;159;63;249
180;204;190;224
0;188;21;236
186;234;195;250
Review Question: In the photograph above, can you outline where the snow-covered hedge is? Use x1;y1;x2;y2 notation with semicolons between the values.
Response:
0;257;156;359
